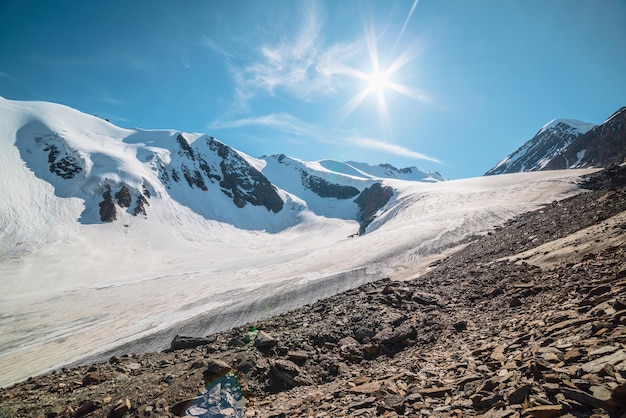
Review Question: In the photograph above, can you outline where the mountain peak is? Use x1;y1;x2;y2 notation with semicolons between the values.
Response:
536;118;595;136
486;106;626;176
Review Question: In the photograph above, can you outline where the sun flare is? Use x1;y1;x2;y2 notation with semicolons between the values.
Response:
367;69;390;94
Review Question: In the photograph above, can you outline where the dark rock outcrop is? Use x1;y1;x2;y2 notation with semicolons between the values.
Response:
545;106;626;170
114;185;131;208
354;183;394;234
210;139;284;213
301;172;359;199
98;188;116;222
43;142;83;179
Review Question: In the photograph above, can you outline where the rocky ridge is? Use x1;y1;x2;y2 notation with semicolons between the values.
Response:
2;167;626;417
485;106;626;176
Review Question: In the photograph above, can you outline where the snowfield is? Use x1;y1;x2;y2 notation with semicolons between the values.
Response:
0;97;597;386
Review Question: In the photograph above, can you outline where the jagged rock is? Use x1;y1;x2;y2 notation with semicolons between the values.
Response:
254;330;276;349
561;387;615;411
269;359;312;390
411;291;440;306
205;359;232;378
111;398;131;416
507;384;532;404
453;320;467;331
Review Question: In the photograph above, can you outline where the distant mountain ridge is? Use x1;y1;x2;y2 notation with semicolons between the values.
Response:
485;107;626;175
0;97;442;239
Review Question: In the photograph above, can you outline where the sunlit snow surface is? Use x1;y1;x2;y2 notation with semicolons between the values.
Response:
0;97;596;386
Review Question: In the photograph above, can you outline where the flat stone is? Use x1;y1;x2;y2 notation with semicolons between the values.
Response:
561;387;612;410
581;350;626;373
491;344;506;362
589;345;619;356
74;400;102;417
590;385;612;401
523;404;564;418
287;350;309;365
418;386;453;398
563;348;584;362
350;381;383;396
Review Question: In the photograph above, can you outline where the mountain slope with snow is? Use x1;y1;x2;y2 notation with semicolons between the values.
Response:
485;119;596;176
0;97;598;387
486;106;626;176
1;97;444;247
544;107;626;170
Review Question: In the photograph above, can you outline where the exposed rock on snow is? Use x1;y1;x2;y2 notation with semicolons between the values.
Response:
355;182;394;234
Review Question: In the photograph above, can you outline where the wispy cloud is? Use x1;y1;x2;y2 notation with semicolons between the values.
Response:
210;113;325;139
211;113;440;164
347;136;441;163
213;2;362;105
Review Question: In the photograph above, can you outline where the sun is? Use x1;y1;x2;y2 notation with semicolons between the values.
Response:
335;35;429;128
366;69;390;95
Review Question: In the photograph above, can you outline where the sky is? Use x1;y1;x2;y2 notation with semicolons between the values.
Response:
0;1;625;179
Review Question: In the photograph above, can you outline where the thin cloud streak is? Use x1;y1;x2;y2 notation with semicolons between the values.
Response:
348;136;441;164
211;113;441;164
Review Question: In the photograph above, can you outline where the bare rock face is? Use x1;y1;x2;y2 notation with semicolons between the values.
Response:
354;182;394;234
43;141;83;179
211;140;284;213
301;171;359;199
114;185;132;208
98;188;117;222
546;106;626;170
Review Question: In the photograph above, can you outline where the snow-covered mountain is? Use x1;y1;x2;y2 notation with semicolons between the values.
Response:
485;106;626;176
0;97;596;387
543;107;626;170
485;119;596;175
0;97;442;248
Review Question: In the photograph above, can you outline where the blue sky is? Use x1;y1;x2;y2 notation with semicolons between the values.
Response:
1;0;625;179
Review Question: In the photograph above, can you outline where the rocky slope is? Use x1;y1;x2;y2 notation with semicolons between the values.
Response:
2;166;626;417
